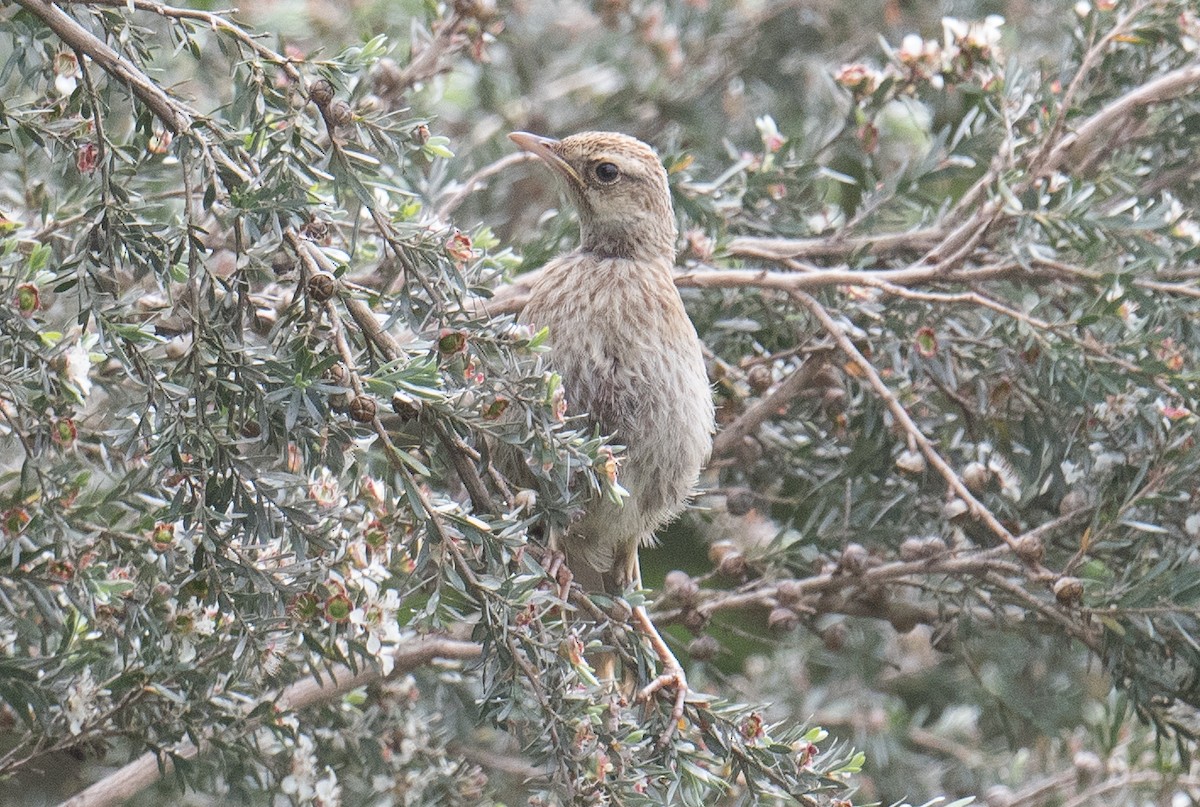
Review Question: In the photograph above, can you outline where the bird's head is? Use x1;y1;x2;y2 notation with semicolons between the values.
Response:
509;131;677;262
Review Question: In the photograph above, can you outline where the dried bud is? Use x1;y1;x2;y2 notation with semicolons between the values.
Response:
895;449;926;474
348;395;377;423
307;271;337;303
942;497;970;522
1059;488;1088;516
821;386;847;415
303;217;329;241
768;606;799;632
608;597;632;623
1013;533;1044;565
775;579;803;606
687;634;720;661
708;540;747;578
682;608;708;633
308;78;335;107
962;461;992;492
1053;576;1083;606
327;99;353;127
327;363;349;386
372;58;403;99
271;251;295;276
1073;751;1104;787
899;537;926;561
663;569;699;604
412;123;431;145
746;364;773;394
725;488;755;516
901;536;948;561
838;542;870;575
391;393;420;420
821;621;847;651
735;435;763;467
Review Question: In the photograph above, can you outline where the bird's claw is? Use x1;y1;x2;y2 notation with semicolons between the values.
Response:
543;549;573;602
637;663;689;744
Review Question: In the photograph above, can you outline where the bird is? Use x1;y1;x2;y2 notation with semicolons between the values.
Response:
508;130;715;725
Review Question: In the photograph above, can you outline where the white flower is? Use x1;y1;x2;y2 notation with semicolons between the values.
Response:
987;455;1022;502
349;586;402;675
282;734;320;801
53;53;81;97
1173;218;1200;244
1060;460;1084;485
1089;443;1126;473
755;115;785;153
314;767;341;807
1074;1;1092;16
62;341;93;400
944;15;1004;54
309;467;345;509
1185;513;1200;539
65;669;111;735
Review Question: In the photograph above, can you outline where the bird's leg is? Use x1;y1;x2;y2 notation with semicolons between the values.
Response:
543;528;573;602
627;551;689;741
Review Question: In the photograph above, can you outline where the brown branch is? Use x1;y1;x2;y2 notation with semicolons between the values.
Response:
436;152;537;221
790;290;1039;564
68;0;304;84
710;348;832;459
726;226;943;264
1044;59;1200;174
15;0;193;133
58;637;481;807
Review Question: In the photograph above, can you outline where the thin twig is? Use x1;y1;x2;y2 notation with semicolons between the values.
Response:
58;638;481;807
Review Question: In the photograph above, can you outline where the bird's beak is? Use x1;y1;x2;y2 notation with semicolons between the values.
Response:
508;131;583;187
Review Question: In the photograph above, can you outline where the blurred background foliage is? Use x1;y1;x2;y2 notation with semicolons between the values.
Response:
1;0;1199;804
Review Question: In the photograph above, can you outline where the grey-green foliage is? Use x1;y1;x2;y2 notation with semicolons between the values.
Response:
0;0;1198;805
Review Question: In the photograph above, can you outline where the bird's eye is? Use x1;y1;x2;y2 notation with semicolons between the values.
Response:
593;161;620;184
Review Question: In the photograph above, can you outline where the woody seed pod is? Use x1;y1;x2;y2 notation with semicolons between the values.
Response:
308;78;335;107
725;488;755;516
746;364;773;394
328;100;353;128
348;395;377;423
1053;576;1083;606
308;272;336;303
662;570;699;605
1013;533;1044;565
